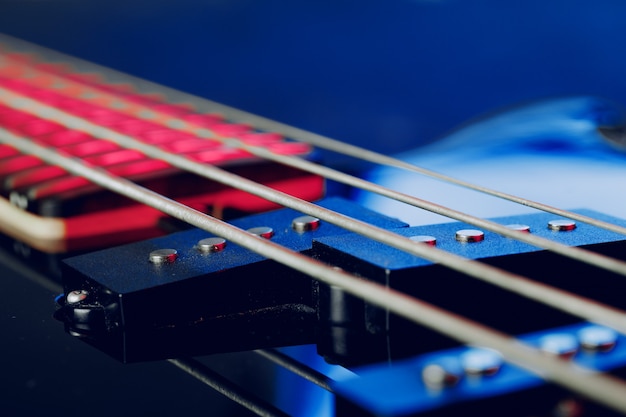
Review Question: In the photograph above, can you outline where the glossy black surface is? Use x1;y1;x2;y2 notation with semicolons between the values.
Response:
0;249;271;417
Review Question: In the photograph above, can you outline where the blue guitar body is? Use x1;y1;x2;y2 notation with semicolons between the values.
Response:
358;96;626;225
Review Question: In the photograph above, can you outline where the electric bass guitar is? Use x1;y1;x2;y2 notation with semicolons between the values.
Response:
3;34;626;417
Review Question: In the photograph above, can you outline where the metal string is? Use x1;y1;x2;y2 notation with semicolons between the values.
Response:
254;349;332;392
2;37;624;239
2;90;626;337
168;357;290;417
1;60;624;278
2;131;626;413
3;38;626;411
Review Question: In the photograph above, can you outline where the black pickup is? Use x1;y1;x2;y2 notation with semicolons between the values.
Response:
58;199;626;365
56;197;407;362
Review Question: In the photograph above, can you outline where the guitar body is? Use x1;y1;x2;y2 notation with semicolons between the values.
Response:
358;96;626;225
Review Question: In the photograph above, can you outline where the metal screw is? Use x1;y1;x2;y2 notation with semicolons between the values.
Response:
247;226;274;239
421;357;463;389
197;237;227;253
548;219;576;231
66;290;89;305
455;229;485;243
539;333;578;359
410;235;437;246
149;248;178;264
578;326;618;352
291;215;321;233
505;224;531;233
461;348;503;376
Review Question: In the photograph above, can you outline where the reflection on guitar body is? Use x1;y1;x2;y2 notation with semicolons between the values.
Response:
360;95;626;225
3;34;626;417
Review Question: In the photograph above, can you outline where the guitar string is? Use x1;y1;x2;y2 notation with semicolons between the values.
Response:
4;44;626;281
240;119;626;237
3;131;626;415
3;90;626;337
253;349;332;392
168;357;290;417
12;37;620;238
3;39;624;412
2;40;625;241
2;58;625;280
